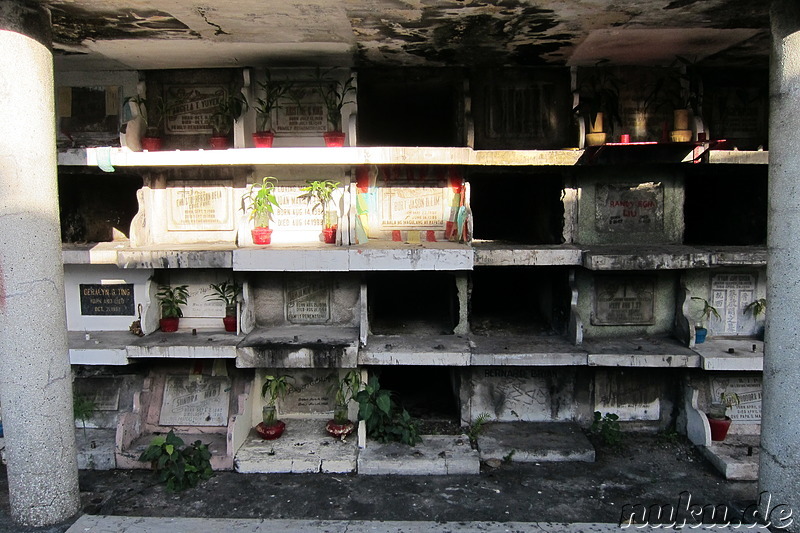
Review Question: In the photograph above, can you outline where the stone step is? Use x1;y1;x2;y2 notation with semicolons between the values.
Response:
357;434;479;475
477;422;595;463
699;435;760;480
235;419;358;474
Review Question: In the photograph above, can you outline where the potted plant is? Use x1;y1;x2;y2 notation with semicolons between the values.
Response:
707;391;740;442
209;91;248;149
156;284;189;332
257;374;291;440
298;179;340;244
326;370;361;439
574;61;621;146
130;95;171;151
315;69;356;147
206;280;241;332
668;56;703;142
690;296;719;344
252;71;292;148
244;176;280;245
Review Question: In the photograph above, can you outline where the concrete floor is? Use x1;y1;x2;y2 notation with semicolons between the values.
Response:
0;432;763;533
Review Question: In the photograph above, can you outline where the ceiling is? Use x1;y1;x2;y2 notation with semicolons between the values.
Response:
45;0;770;71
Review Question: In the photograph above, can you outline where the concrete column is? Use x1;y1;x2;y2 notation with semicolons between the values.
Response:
761;2;800;531
0;1;80;527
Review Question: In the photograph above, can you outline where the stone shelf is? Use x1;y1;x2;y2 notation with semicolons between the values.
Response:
582;245;767;270
472;242;582;266
57;146;768;169
237;325;360;368
694;338;764;371
126;330;241;359
63;242;767;269
582;336;701;368
57;146;584;168
469;335;587;366
359;335;473;366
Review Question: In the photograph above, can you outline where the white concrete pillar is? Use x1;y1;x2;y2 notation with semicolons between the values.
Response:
761;2;800;531
0;1;80;527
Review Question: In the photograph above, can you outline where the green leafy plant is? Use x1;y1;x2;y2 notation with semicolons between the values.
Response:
355;376;421;446
298;179;340;228
315;69;356;132
669;55;703;114
254;71;293;133
261;374;291;426
245;177;280;229
73;393;96;439
130;94;173;137
330;370;361;424
467;412;492;448
744;298;766;318
209;91;248;136
591;411;622;448
574;60;621;134
708;391;740;419
690;296;720;327
138;430;213;492
156;285;189;318
206;280;241;316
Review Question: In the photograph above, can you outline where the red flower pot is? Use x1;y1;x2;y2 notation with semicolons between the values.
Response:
223;315;237;332
323;131;346;147
141;136;163;151
708;416;732;441
323;226;337;244
251;227;273;245
159;317;180;332
252;131;275;148
325;419;355;439
209;135;230;149
256;421;286;440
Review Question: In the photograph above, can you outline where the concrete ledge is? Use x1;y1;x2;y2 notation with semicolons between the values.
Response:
75;428;116;470
235;420;358;474
472;243;583;266
360;335;472;366
357;435;479;475
696;339;764;371
116;249;234;269
469;335;587;366
478;422;595;463
234;247;350;271
349;243;473;271
699;435;760;480
127;331;240;359
582;337;700;368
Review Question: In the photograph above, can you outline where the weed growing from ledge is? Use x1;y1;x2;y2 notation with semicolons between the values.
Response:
139;430;214;492
591;411;623;449
468;412;492;448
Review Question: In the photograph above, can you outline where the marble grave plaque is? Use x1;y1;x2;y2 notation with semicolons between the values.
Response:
596;182;664;233
286;279;331;324
280;370;337;415
164;85;226;135
379;187;448;229
711;273;756;335
74;378;121;411
710;376;762;422
167;182;234;231
160;376;230;427
593;276;655;325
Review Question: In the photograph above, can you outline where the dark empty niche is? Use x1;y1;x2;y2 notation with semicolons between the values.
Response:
373;366;461;429
368;272;458;335
356;68;463;147
470;266;570;336
683;166;766;246
467;170;564;244
59;172;142;242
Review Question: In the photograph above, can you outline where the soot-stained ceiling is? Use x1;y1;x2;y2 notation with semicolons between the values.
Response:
45;0;770;70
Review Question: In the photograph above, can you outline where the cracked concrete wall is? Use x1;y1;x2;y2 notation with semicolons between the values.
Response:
0;1;80;526
760;2;800;530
